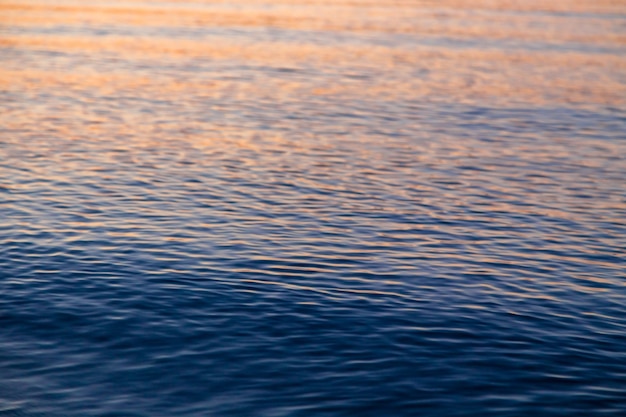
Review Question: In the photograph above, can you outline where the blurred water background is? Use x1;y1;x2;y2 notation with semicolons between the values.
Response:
1;1;626;416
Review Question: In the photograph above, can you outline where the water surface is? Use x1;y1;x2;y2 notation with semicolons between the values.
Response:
1;1;626;416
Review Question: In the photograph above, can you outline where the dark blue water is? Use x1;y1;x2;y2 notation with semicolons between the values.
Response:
1;1;626;416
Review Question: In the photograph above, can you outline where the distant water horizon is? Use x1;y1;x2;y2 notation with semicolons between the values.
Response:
1;1;625;416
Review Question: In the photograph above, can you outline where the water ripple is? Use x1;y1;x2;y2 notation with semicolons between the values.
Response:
1;0;626;416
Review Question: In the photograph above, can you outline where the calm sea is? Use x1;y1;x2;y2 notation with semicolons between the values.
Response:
1;1;625;416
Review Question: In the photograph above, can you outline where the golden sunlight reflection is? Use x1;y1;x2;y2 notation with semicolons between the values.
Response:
2;0;625;231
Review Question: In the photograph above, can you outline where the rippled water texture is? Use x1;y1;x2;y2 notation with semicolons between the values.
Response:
1;1;626;416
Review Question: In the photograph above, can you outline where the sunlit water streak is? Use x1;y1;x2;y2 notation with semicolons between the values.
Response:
1;1;625;416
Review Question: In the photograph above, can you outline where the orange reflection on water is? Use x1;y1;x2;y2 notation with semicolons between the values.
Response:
2;0;625;112
1;36;624;109
3;0;626;47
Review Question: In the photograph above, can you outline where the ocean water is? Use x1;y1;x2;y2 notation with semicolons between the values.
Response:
1;1;625;416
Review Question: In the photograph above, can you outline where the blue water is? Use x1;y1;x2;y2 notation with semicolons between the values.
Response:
1;1;626;416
